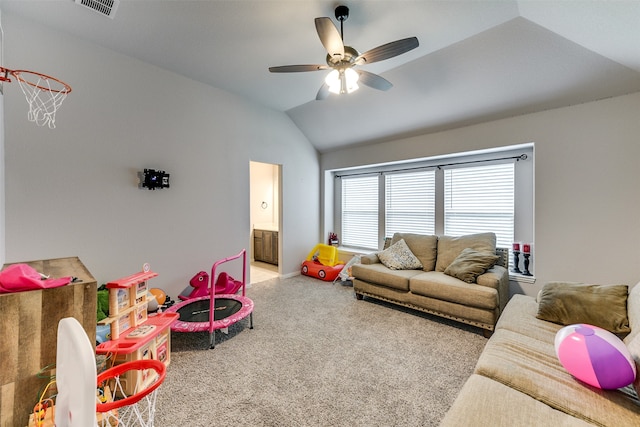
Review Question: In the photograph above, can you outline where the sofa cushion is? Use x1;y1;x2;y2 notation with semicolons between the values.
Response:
536;282;630;334
496;294;563;342
409;271;498;310
350;263;422;292
443;248;500;283
435;232;496;272
377;238;423;270
389;233;438;271
475;327;640;427
440;374;595;427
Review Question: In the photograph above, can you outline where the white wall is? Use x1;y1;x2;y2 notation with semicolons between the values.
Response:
321;93;640;296
2;13;318;296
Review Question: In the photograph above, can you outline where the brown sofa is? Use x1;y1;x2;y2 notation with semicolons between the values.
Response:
441;282;640;426
352;232;509;335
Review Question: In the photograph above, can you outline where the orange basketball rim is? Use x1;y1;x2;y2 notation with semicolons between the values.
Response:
0;66;72;129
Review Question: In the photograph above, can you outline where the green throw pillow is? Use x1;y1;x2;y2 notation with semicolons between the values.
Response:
443;248;500;283
377;238;423;270
536;282;630;334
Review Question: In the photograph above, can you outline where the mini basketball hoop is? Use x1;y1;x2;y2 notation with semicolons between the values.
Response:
0;66;72;129
96;359;166;427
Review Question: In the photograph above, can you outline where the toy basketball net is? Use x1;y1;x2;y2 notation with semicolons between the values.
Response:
96;359;166;427
0;67;72;129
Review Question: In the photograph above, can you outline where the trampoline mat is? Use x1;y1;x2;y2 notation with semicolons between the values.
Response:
176;298;242;323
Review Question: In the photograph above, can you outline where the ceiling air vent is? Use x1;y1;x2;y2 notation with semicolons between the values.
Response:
75;0;120;19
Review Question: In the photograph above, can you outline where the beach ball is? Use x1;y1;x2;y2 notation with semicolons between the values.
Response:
149;288;167;305
555;324;636;389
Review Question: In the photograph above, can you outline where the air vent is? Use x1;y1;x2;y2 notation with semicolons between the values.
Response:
75;0;120;19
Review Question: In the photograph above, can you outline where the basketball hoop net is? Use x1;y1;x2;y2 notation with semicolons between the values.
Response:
0;67;72;129
96;360;166;427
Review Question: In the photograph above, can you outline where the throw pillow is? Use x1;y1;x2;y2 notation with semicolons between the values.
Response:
536;282;630;334
443;248;500;283
390;233;438;271
377;238;423;270
435;232;496;272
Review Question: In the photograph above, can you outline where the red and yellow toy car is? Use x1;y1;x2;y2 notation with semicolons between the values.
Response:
301;244;344;282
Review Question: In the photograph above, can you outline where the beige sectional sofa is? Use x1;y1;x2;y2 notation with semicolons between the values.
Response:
352;232;509;335
441;282;640;426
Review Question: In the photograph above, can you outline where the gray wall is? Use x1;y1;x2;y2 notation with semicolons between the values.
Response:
2;13;319;297
321;92;640;296
3;12;639;299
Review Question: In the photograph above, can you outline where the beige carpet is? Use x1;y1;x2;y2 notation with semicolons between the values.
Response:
155;275;487;426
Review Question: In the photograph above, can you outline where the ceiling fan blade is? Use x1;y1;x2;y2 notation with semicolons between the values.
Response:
357;70;393;91
269;64;328;73
316;83;330;100
315;17;344;61
355;36;419;65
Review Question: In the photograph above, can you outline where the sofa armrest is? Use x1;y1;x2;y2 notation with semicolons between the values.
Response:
360;253;380;265
479;265;509;314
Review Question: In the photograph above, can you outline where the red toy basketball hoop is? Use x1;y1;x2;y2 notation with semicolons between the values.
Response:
96;359;166;427
0;66;72;129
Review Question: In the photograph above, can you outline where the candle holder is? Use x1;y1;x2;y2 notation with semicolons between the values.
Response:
512;250;522;274
523;253;533;276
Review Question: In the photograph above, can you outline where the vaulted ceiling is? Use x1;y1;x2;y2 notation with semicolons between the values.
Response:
2;0;640;152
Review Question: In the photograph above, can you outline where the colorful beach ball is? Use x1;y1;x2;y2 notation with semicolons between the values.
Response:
555;324;636;389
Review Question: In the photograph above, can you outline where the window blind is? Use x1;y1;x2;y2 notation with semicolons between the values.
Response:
341;175;379;249
385;170;435;237
444;163;515;250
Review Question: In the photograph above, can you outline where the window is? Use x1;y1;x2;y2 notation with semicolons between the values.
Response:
335;148;531;255
444;163;514;250
385;170;435;236
341;175;378;249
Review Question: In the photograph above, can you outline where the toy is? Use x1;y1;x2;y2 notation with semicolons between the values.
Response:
179;270;243;300
165;250;254;349
96;286;110;322
555;323;636;389
146;291;159;312
301;243;345;281
149;288;166;305
178;271;209;300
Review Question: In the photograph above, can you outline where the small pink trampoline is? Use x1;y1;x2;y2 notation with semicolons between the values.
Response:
165;249;253;348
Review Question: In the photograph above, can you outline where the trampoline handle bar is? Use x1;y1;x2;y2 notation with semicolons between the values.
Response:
209;249;247;333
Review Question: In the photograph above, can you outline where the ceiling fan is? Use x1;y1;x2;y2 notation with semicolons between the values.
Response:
268;5;419;100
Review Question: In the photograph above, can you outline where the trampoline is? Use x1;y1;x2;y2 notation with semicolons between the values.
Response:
166;249;254;348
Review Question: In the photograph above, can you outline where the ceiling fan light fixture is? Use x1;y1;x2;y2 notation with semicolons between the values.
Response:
325;68;359;95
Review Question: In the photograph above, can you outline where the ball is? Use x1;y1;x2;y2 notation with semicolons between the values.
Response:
146;291;159;312
555;323;636;389
149;288;167;305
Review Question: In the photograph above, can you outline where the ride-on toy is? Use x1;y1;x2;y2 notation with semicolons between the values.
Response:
179;270;243;300
301;244;344;281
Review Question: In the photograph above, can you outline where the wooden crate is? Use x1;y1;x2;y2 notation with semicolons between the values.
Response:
0;257;96;427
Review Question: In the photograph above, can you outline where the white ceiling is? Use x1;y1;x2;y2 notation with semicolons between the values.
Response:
1;0;640;152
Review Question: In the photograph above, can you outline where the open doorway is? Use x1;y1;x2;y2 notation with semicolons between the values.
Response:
249;161;281;284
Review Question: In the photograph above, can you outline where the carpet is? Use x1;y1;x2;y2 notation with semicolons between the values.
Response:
155;275;487;426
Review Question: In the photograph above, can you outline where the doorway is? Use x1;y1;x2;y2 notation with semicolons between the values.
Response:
249;161;281;284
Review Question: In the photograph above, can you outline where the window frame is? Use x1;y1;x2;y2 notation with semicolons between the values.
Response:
333;146;533;260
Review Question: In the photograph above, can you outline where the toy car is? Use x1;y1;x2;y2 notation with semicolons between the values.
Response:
301;259;344;282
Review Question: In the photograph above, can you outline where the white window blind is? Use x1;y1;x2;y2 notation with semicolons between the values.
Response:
341;175;379;249
385;170;435;237
444;163;515;250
